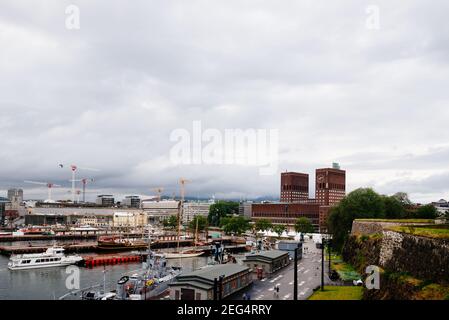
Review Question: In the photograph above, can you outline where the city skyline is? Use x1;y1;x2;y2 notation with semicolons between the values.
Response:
1;1;449;203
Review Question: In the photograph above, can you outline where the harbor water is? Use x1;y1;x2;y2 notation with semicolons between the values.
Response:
0;240;209;300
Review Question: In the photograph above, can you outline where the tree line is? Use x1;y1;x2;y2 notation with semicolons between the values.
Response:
327;188;439;250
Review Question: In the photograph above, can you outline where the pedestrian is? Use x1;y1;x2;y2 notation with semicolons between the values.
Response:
242;293;247;300
247;293;251;300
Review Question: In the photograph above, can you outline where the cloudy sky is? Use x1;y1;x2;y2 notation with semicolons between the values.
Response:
1;0;448;203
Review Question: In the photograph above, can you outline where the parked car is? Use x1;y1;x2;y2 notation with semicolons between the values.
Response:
353;279;363;286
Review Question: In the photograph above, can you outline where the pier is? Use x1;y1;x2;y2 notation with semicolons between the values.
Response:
0;242;249;256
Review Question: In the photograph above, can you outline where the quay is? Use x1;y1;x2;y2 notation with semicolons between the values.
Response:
0;242;249;256
0;242;98;255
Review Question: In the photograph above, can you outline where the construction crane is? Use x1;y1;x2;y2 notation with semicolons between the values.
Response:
71;178;94;203
67;190;82;203
59;164;99;203
24;180;61;202
152;187;164;202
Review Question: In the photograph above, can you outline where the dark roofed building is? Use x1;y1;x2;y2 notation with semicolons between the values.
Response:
242;249;290;277
169;264;252;300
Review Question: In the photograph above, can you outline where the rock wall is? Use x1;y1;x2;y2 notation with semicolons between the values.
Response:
351;220;429;236
343;229;449;285
380;231;449;284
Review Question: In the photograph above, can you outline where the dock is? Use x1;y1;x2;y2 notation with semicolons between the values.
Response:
0;242;98;255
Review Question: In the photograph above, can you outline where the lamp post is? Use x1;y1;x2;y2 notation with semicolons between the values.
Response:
293;247;298;300
321;238;324;291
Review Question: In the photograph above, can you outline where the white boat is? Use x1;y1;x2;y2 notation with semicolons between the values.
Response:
164;250;204;259
8;247;83;270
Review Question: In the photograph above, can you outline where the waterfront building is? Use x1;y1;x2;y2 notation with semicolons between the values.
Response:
239;201;253;219
7;188;23;203
24;207;145;227
96;195;115;206
169;264;252;300
0;197;10;225
242;250;290;276
122;195;141;208
182;201;213;224
112;211;147;227
141;200;180;223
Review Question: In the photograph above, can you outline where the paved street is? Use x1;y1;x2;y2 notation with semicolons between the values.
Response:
236;237;330;300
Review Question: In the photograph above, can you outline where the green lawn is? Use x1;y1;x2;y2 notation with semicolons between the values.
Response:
355;218;435;224
388;225;449;239
308;286;363;300
328;254;361;281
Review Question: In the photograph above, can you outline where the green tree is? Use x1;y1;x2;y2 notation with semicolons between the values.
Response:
294;217;314;234
208;201;239;226
188;215;208;232
272;225;287;237
414;205;438;219
163;215;178;229
392;192;412;206
254;219;273;232
327;188;386;251
382;195;405;219
220;216;251;235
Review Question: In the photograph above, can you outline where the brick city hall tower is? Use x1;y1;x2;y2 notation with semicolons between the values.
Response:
315;164;346;206
280;172;309;202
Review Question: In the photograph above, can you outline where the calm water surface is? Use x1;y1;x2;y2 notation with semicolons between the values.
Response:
0;240;209;300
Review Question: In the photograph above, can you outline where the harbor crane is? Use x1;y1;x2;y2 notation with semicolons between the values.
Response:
59;164;99;203
24;180;61;202
152;187;164;202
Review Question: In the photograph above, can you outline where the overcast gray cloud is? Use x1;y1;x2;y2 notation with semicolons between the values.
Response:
0;0;448;203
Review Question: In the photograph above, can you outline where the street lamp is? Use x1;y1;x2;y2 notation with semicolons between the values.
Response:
293;247;298;300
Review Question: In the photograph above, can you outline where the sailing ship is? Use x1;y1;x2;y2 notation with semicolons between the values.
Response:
165;179;205;259
164;250;204;259
97;235;148;251
8;247;83;270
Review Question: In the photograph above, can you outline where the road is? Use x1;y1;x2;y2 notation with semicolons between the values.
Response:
236;237;331;300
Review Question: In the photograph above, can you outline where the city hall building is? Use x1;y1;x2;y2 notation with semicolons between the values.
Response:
251;164;346;232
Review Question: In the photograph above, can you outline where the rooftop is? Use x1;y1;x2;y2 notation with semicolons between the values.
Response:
245;249;288;260
176;264;249;282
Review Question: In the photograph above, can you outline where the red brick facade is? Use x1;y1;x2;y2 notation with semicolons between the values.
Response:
250;166;346;232
252;203;320;229
280;172;309;202
316;168;346;206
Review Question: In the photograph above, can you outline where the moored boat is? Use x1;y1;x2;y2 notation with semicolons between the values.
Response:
97;235;148;251
164;250;204;259
8;247;83;270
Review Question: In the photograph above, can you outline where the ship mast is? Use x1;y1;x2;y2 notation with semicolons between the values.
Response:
177;178;189;253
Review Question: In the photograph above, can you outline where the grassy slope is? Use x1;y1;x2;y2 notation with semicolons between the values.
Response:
355;218;435;223
388;225;449;239
308;286;363;300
